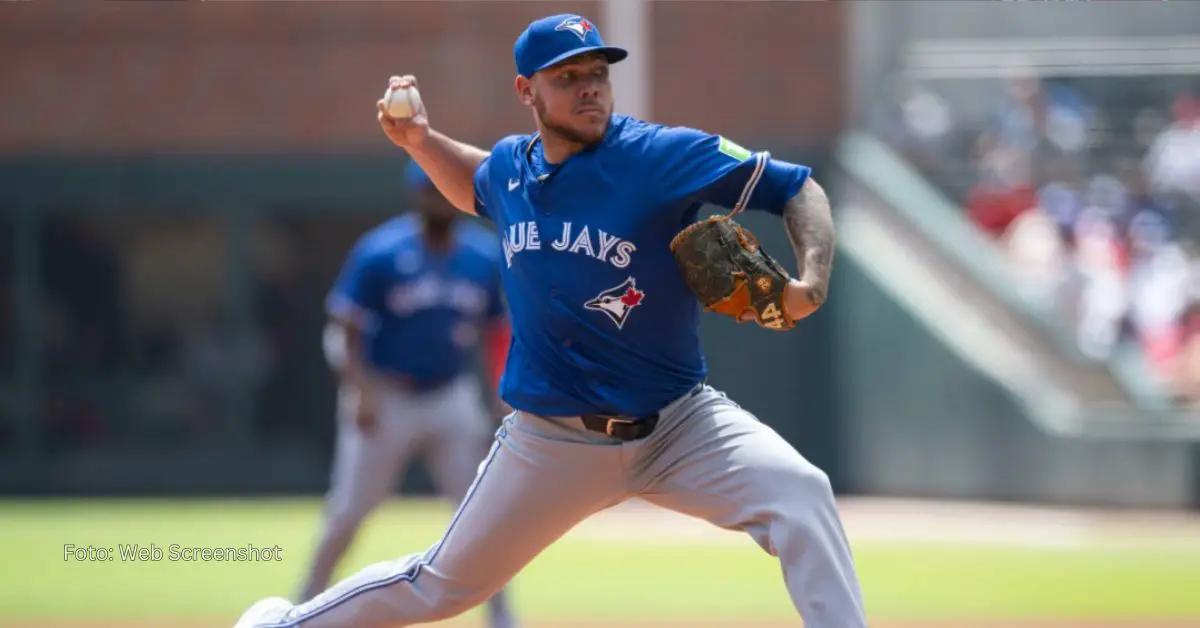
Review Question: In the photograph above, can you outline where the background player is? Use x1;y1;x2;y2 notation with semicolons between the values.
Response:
238;13;864;628
298;160;518;628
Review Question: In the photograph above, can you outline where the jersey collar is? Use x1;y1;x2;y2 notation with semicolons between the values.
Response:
521;114;624;182
524;133;554;183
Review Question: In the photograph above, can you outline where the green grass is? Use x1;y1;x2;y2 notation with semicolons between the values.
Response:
1;498;1198;622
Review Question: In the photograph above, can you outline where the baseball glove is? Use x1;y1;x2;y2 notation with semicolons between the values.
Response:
669;214;796;331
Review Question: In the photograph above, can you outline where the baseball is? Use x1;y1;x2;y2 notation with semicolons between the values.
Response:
383;84;422;120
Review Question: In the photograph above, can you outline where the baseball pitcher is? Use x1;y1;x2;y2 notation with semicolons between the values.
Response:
297;161;518;628
239;13;865;628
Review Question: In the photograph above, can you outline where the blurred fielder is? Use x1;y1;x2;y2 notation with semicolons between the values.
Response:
239;13;864;628
298;161;518;628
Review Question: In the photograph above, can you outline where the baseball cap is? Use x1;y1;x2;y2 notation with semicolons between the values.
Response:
404;160;432;191
513;14;628;78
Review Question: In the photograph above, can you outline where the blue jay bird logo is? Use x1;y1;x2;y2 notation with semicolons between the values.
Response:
555;17;595;42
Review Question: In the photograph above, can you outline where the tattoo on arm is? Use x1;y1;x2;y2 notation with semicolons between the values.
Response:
782;178;835;307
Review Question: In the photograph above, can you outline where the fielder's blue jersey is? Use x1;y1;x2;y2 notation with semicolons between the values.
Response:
473;114;811;416
326;213;506;389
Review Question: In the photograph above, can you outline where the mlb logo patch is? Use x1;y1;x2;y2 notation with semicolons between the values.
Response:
718;136;752;162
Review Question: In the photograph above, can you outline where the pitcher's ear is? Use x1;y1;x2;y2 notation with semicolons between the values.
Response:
515;76;534;105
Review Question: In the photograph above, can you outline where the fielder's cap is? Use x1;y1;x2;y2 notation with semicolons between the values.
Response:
404;160;432;191
513;14;628;78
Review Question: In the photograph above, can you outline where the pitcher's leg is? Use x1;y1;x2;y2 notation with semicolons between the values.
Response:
298;386;418;602
425;384;521;628
637;390;866;628
236;411;626;628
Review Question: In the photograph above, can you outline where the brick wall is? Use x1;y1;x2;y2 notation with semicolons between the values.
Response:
0;1;845;154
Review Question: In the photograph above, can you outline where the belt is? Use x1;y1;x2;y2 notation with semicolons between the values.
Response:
580;381;705;442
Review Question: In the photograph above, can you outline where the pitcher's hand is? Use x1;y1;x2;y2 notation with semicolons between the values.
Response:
353;386;380;435
377;75;430;149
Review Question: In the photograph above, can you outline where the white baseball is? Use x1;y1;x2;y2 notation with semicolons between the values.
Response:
383;84;422;120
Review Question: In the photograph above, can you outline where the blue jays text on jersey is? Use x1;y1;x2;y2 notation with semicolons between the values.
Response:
501;221;637;270
326;213;506;389
472;113;812;417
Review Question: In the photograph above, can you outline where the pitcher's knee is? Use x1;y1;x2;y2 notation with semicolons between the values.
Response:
765;463;838;550
779;459;835;506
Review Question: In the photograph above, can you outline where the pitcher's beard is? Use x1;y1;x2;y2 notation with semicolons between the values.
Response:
544;119;604;147
535;102;607;148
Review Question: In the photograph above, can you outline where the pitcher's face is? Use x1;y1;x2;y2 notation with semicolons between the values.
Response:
519;53;613;147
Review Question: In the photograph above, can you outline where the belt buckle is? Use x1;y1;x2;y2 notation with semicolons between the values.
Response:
604;417;635;437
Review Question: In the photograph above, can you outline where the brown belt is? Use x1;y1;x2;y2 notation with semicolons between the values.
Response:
579;381;704;441
580;414;660;441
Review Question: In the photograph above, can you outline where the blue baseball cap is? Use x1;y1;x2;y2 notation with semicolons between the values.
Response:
514;14;628;78
404;160;432;192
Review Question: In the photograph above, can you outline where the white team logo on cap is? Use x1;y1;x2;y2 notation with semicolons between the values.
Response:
555;16;595;42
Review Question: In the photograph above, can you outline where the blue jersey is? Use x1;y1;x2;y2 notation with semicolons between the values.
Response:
472;114;811;416
326;213;506;389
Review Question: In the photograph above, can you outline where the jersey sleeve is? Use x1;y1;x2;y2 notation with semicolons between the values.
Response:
325;240;385;333
473;155;493;220
474;134;535;222
650;126;812;216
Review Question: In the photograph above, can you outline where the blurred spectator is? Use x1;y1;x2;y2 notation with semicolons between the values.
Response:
1086;171;1132;225
1126;210;1190;381
870;75;957;176
1144;88;1200;202
994;69;1090;157
1002;204;1067;305
1037;154;1089;243
1072;209;1129;360
965;147;1038;238
879;70;1200;404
